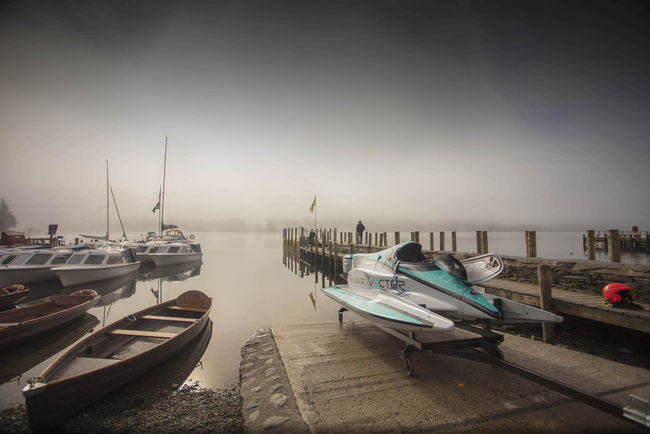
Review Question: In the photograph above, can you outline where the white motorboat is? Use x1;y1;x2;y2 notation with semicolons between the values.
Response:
149;243;202;267
0;248;22;266
52;248;141;286
130;241;168;264
0;249;73;285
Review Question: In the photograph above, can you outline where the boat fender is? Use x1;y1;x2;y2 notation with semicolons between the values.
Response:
2;284;25;294
71;289;98;298
189;234;195;240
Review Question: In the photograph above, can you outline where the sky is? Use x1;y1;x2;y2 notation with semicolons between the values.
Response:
1;0;649;237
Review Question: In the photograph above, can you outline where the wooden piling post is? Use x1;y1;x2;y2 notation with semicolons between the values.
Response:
328;242;333;286
321;237;326;288
526;231;537;258
395;231;400;244
429;232;434;252
383;232;387;246
439;231;445;251
476;230;482;254
585;230;596;260
607;229;621;263
414;231;420;243
334;239;338;281
537;264;555;343
481;231;488;253
451;231;457;252
374;232;378;246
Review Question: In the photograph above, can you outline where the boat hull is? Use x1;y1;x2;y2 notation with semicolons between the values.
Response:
322;285;455;333
0;288;30;309
53;262;141;286
23;291;211;431
150;253;202;267
0;294;99;349
0;267;57;286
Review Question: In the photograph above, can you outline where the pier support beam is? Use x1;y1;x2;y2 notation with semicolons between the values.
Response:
526;231;537;258
451;231;457;252
481;231;489;254
439;232;445;251
607;229;621;263
429;232;434;252
537;264;555;344
395;231;400;244
586;230;595;260
476;231;482;254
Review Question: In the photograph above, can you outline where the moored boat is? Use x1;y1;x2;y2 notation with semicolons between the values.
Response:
0;284;30;309
52;247;141;286
149;242;202;267
23;290;212;430
0;249;73;286
0;290;99;349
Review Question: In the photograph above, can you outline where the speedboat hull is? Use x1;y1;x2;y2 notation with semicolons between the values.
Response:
322;285;455;332
0;267;58;286
53;262;141;286
150;252;202;267
343;242;563;325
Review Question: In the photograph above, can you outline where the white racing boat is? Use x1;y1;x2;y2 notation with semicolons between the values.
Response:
149;243;202;267
324;242;562;334
52;247;141;286
0;249;73;285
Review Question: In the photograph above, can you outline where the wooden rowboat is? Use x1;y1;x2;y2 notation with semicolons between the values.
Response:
0;284;30;309
0;290;99;349
23;289;212;431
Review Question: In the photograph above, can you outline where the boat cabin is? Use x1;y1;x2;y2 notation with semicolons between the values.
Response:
154;244;196;255
6;250;71;268
64;249;135;267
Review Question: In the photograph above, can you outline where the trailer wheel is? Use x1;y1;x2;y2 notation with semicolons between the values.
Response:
400;345;415;376
481;340;504;359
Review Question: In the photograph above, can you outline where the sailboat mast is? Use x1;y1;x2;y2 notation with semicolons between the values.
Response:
110;186;127;240
160;136;168;237
106;160;110;241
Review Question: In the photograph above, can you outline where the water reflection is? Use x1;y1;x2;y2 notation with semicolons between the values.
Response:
0;313;99;387
138;260;202;282
0;232;340;410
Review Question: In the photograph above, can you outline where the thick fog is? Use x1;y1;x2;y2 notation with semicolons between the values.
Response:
1;1;648;237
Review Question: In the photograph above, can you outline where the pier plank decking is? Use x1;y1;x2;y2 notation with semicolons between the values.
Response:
482;278;650;334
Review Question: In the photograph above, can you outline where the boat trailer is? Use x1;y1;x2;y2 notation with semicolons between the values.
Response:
337;307;650;428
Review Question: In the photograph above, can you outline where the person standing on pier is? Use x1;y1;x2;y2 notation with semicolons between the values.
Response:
356;220;365;245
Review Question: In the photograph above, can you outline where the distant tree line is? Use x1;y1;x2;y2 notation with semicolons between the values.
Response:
0;198;17;232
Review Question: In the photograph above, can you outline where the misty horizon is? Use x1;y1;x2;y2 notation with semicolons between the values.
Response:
1;1;648;237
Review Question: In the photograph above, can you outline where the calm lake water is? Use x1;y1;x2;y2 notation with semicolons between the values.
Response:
0;230;647;409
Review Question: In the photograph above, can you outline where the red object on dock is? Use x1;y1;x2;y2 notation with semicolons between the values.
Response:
1;231;26;246
603;283;635;305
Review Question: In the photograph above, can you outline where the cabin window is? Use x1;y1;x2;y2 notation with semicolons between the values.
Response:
84;254;105;265
2;255;17;264
149;247;158;254
8;254;30;265
167;246;180;253
67;254;85;265
26;254;53;265
106;255;124;265
51;255;68;265
136;246;148;253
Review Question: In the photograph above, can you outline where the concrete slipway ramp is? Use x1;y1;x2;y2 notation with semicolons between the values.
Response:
241;322;649;432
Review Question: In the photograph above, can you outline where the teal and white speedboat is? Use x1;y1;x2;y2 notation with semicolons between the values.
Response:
322;242;562;333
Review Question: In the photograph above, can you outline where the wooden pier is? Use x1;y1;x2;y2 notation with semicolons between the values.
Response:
282;228;650;337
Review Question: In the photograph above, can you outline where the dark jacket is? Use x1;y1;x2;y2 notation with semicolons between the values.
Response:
356;223;365;233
